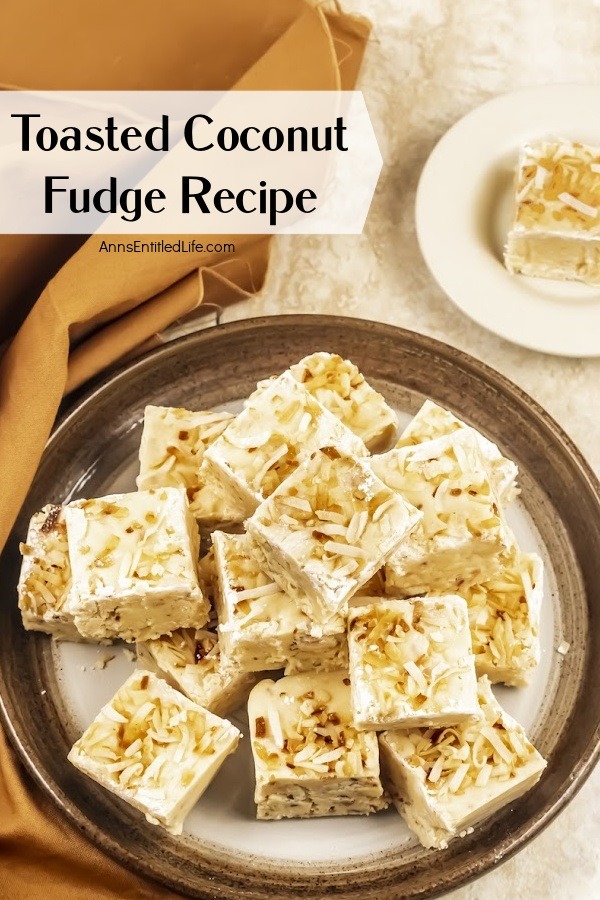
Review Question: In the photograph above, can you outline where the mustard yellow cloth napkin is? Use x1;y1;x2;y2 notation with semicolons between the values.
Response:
0;1;370;897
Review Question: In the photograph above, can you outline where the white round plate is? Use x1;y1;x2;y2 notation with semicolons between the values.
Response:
415;84;600;357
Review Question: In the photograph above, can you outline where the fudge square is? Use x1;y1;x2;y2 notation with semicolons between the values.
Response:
247;446;421;624
17;504;82;641
64;487;208;642
136;405;246;529
396;399;519;506
136;626;260;718
212;531;347;675
379;676;546;849
289;352;398;451
371;431;513;597
504;138;600;285
68;670;240;834
456;550;543;687
248;670;387;820
203;371;367;517
348;596;479;730
250;353;397;452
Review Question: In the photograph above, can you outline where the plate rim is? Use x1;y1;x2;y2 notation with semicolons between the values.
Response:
2;313;600;898
415;83;600;358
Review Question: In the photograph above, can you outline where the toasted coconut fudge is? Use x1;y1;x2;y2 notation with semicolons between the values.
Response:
17;505;82;641
249;354;397;453
212;531;346;675
379;676;546;849
247;447;421;624
137;405;246;528
289;352;397;451
64;488;208;642
397;400;519;505
136;627;259;718
371;432;513;597
505;139;600;285
348;597;479;730
68;671;240;834
455;550;543;687
204;371;367;517
248;671;387;820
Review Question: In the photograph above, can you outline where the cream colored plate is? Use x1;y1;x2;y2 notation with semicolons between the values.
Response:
416;84;600;357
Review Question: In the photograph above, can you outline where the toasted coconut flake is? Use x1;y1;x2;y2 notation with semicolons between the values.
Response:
480;725;514;765
372;497;397;523
558;191;597;218
281;496;313;514
233;582;281;602
323;541;365;559
393;679;542;801
315;510;347;524
404;660;428;695
334;559;360;578
266;703;285;750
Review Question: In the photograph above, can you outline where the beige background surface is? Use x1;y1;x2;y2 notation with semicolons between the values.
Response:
222;0;600;896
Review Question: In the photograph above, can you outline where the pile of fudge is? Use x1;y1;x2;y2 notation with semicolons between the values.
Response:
18;352;546;850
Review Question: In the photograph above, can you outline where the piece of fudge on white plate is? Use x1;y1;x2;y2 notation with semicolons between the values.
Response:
136;405;246;529
203;371;367;517
371;431;513;597
136;626;259;718
396;400;519;506
455;550;543;687
212;531;347;675
68;670;240;834
17;504;82;641
379;675;546;849
64;487;208;642
247;446;421;624
504;138;600;285
248;670;387;820
348;596;480;731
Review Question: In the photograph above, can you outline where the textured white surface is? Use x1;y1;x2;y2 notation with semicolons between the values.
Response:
224;0;600;895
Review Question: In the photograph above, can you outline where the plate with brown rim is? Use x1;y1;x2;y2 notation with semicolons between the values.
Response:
1;314;599;899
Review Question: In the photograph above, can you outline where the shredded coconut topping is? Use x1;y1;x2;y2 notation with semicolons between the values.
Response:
455;551;541;685
206;371;367;503
288;352;397;450
349;598;474;719
391;678;540;798
136;405;245;524
514;140;600;234
215;532;305;626
138;406;234;490
374;431;510;595
70;489;197;594
72;672;233;796
18;506;72;617
375;434;502;542
251;673;377;779
253;448;417;581
396;400;519;505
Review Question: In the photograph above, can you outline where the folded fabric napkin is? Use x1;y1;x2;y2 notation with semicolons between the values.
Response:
0;0;370;897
